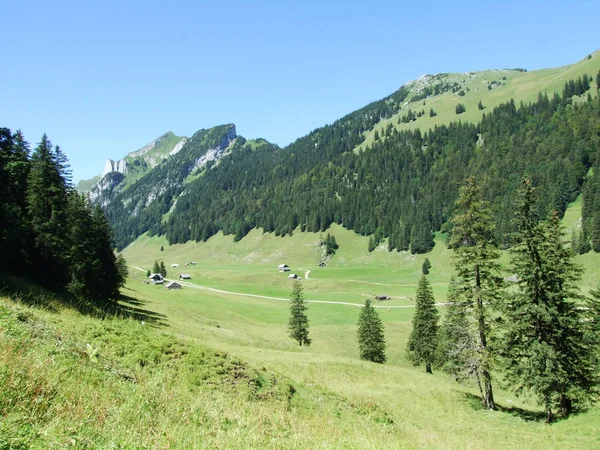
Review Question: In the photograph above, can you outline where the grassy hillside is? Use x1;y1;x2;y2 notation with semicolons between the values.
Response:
116;196;600;448
75;175;101;193
3;199;598;448
358;50;600;151
121;131;187;190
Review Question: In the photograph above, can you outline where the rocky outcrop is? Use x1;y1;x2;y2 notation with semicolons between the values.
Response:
89;171;126;207
102;159;127;176
194;125;237;169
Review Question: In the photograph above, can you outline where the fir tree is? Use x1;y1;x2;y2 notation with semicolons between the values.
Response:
448;177;503;409
503;179;599;421
478;100;484;110
357;299;386;363
288;280;311;346
152;261;160;274
159;261;167;277
407;276;439;373
422;257;431;275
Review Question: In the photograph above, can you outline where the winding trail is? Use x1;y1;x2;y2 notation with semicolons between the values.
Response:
133;266;449;309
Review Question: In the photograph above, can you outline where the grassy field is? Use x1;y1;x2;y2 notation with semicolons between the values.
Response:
113;196;600;448
357;50;600;152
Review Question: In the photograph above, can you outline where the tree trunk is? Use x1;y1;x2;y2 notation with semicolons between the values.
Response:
560;395;572;417
475;265;495;410
426;362;432;374
482;370;495;410
546;407;554;423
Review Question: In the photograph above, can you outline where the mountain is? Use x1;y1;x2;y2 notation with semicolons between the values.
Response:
97;51;600;252
103;124;275;249
76;131;187;203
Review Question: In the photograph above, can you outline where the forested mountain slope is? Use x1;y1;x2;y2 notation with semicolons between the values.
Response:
105;124;243;249
101;53;600;253
76;131;187;205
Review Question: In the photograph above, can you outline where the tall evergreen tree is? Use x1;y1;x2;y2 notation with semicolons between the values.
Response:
159;261;167;277
357;299;386;363
288;280;311;346
591;213;600;252
0;128;31;274
439;277;478;381
448;177;503;409
503;179;599;421
26;134;70;289
152;260;160;274
116;253;128;288
88;205;121;300
407;276;439;373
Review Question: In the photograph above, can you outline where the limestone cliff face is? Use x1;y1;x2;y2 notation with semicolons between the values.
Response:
193;125;237;169
88;171;126;207
102;159;127;176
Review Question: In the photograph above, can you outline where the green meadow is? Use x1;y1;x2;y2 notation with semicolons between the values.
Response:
358;50;600;152
112;196;600;448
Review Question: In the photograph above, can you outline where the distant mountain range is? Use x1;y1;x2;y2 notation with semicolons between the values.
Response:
81;51;600;252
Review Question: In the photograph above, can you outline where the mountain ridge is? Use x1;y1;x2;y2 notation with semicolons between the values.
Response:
93;51;600;252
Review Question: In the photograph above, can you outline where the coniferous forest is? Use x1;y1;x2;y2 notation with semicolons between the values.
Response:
119;77;600;255
0;130;126;302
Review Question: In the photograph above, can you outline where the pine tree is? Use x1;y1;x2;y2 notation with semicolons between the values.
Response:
503;179;599;421
152;261;160;274
159;261;167;277
288;280;311;346
422;257;431;275
478;100;484;110
407;276;439;373
448;177;503;409
357;299;386;363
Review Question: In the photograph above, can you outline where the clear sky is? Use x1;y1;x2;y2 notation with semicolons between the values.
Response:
2;0;598;182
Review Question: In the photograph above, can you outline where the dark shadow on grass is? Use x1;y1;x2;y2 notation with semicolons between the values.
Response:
463;393;549;422
1;276;168;327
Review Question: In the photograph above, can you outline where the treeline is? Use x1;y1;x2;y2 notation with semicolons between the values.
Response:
162;76;600;254
0;129;126;302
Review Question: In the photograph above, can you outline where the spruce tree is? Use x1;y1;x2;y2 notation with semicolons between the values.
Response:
159;261;167;277
407;276;439;373
27;134;70;289
591;213;600;252
357;299;386;363
504;179;599;421
448;177;503;409
152;261;160;274
116;254;128;287
422;257;431;275
288;280;311;346
439;277;478;381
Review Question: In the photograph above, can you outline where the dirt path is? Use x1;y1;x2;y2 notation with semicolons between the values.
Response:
132;266;449;309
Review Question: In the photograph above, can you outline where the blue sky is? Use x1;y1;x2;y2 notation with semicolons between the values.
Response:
2;0;598;182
